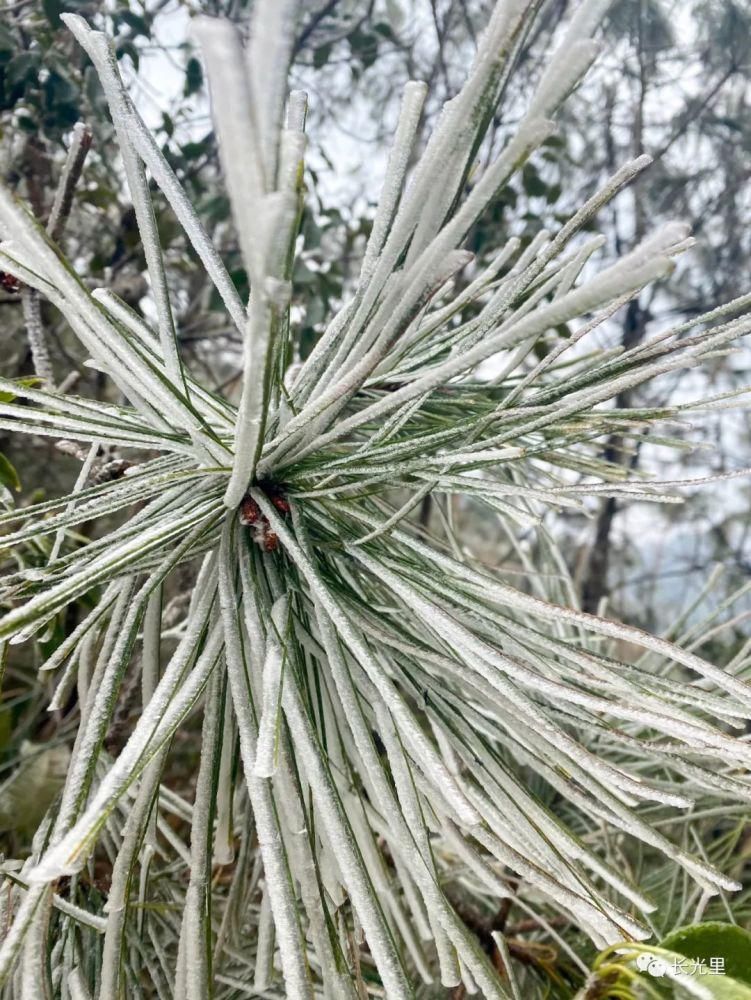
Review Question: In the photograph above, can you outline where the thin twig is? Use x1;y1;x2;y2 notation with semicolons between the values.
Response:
20;122;92;389
47;122;93;244
20;287;54;386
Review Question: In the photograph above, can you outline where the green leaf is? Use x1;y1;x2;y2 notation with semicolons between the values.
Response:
16;114;37;133
181;139;208;160
659;923;751;986
313;42;331;68
42;0;64;28
533;337;550;360
600;938;751;1000
0;453;20;492
6;52;41;91
348;28;378;68
522;163;547;198
373;22;395;40
116;40;140;70
184;56;203;97
118;11;150;37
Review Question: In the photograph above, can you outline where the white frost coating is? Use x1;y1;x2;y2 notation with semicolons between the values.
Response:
624;221;693;265
344;524;740;804
52;579;138;835
300;0;532;401
68;967;93;1000
213;687;236;866
449;714;657;912
0;493;222;641
48;441;99;564
413;112;552;291
98;747;168;999
309;115;552;406
526;39;599;120
27;577;223;883
561;0;614;46
254;594;288;777
0;234;222;463
182;669;223;1000
223;292;270;507
62;14;246;335
60;23;183;392
194;18;265;286
254;494;481;827
37;589;116;675
350;480;434;547
218;525;313;1000
0;249;166;427
288;547;447;921
348;546;689;808
550;236;606;301
0;409;174;454
253;886;275;991
20;288;54;387
391;237;522;363
331;507;751;891
0;887;50;986
284;249;473;442
0;369;148;427
246;0;297;184
277;255;673;466
271;744;358;1000
283;249;474;444
360;80;428;285
377;513;751;711
278;130;306;200
207;37;302;506
289;299;355;408
92;288;236;434
286;89;308;133
0;469;200;552
399;0;534;265
376;707;461;988
280;668;413;1000
274;106;554;442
